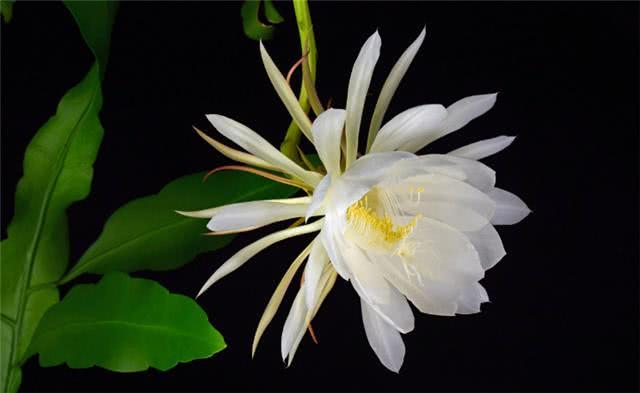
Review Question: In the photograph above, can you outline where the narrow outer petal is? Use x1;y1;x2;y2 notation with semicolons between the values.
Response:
345;31;381;167
207;114;321;186
252;240;314;357
207;201;309;232
259;41;314;140
197;219;324;297
281;289;306;361
177;196;311;219
367;27;426;151
303;240;330;310
361;299;406;373
194;126;279;171
448;135;516;160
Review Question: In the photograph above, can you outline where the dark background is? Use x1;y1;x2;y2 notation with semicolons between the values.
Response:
2;1;638;392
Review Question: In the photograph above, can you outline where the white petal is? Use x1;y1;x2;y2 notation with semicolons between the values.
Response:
400;93;498;153
394;173;496;231
252;240;314;357
345;31;381;167
305;174;331;221
449;135;516;160
312;108;346;176
177;196;311;219
423;154;496;191
374;255;460;316
331;151;415;214
287;267;337;366
320;218;352;279
347;246;414;334
343;244;391;306
281;288;306;361
464;224;506;270
194;127;280;171
303;240;330;310
487;187;531;225
455;282;489;314
369;104;448;153
367;27;426;151
410;217;484;285
259;42;313;140
361;299;405;373
207;201;309;232
197;219;324;297
207;114;321;186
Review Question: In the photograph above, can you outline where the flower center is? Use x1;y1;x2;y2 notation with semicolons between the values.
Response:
345;188;421;253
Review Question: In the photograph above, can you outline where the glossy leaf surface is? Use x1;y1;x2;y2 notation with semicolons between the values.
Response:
28;273;225;372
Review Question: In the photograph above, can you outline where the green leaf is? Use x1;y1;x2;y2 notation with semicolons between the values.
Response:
61;171;298;283
241;0;283;41
1;0;14;24
263;0;284;24
28;272;225;372
64;1;118;76
0;64;104;393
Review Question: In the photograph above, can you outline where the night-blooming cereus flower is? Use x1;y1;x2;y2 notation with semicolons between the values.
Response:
182;28;530;372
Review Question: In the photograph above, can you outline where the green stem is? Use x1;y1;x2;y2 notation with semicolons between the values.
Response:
279;0;317;162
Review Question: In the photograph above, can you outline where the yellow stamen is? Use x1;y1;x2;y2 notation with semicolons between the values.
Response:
346;199;420;246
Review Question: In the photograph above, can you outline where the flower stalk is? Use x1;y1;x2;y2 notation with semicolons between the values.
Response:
279;0;318;162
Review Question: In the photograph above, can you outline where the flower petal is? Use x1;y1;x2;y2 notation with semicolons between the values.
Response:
410;217;484;285
455;282;489;314
303;240;330;310
369;104;448;153
374;254;460;316
422;154;496;191
367;27;426;151
361;299;406;373
449;135;516;160
207;114;322;186
252;240;314;357
287;266;337;366
487;187;531;225
197;219;324;297
194;126;279;171
312;108;347;176
207;201;309;232
305;174;331;221
346;245;415;334
259;41;313;140
394;173;496;231
177;196;311;219
400;93;498;153
345;31;381;167
464;224;506;270
320;217;352;279
281;288;306;361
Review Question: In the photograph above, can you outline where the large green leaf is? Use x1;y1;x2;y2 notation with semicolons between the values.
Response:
64;1;118;76
2;3;115;392
61;171;298;283
0;64;103;393
28;272;225;372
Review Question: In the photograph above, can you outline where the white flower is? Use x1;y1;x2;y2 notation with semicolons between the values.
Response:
184;28;530;372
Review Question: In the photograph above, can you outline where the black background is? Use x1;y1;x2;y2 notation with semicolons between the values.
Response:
1;1;638;392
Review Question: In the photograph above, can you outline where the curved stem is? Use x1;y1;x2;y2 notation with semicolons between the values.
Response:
280;0;318;161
